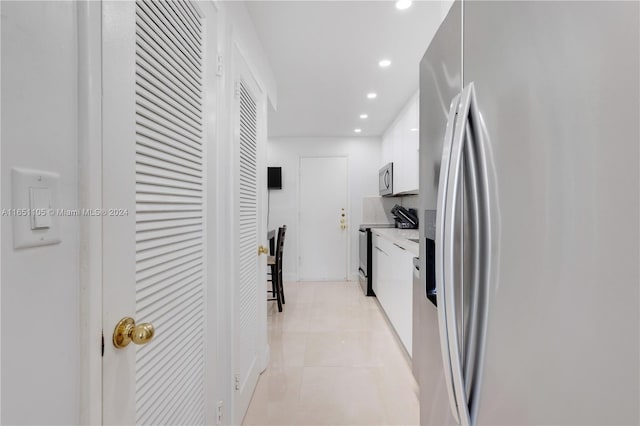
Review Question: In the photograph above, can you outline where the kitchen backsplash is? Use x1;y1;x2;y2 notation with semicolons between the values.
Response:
399;194;419;210
362;195;419;224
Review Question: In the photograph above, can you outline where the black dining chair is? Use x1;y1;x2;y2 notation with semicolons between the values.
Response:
267;225;286;311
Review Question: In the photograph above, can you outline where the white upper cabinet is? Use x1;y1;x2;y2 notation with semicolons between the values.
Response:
381;92;419;194
381;130;394;168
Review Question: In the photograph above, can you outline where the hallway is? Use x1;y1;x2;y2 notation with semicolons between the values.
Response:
243;281;419;425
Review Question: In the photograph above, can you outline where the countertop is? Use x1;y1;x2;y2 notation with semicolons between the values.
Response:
372;228;419;255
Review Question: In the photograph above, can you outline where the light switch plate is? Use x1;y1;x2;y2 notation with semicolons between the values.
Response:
11;168;61;249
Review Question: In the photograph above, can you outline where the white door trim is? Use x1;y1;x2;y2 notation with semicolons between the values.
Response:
200;1;220;423
0;0;3;419
100;1;136;422
77;1;103;424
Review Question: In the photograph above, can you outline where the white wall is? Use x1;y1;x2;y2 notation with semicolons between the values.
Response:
1;2;80;424
267;137;381;282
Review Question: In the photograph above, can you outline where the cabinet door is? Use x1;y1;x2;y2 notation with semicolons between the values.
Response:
394;246;415;354
371;234;381;294
373;235;391;308
372;236;414;355
404;97;419;192
381;130;393;167
381;241;412;354
392;122;403;190
390;94;420;194
372;234;378;294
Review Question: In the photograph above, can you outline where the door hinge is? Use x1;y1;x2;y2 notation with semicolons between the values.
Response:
101;332;104;357
216;401;223;425
216;54;224;77
234;374;240;391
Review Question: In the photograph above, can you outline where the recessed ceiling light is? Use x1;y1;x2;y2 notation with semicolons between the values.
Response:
354;128;362;133
395;0;412;10
360;114;369;119
378;59;391;68
367;93;377;99
410;128;419;132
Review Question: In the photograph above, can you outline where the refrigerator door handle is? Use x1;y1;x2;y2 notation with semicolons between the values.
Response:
443;83;475;426
463;120;481;402
444;82;494;426
466;82;494;424
435;93;462;425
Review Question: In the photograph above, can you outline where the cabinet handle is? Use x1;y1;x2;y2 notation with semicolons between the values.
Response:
375;246;388;255
393;243;406;251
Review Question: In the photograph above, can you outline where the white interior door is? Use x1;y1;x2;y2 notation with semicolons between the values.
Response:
231;46;267;424
102;1;212;424
299;157;348;281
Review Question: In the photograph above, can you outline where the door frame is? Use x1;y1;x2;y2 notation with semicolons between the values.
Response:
77;1;221;424
201;1;221;424
297;155;350;282
77;1;103;424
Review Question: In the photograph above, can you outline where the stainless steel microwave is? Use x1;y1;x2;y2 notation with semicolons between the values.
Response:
379;162;393;196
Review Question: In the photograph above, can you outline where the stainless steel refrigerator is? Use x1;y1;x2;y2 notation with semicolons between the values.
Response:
413;1;639;425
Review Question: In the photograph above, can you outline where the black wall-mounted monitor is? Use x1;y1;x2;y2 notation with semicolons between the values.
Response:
267;167;282;190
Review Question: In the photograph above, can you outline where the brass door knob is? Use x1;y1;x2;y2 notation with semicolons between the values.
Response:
258;245;269;255
113;317;155;349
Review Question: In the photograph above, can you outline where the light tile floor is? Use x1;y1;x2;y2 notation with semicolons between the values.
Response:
242;281;419;426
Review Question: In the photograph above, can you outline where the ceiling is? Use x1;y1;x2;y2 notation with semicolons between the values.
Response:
246;1;450;138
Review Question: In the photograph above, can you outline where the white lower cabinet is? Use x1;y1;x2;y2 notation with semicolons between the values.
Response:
372;233;414;355
372;233;391;301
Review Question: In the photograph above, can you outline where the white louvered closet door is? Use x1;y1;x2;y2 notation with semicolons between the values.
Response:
102;1;209;424
232;51;267;423
135;1;205;424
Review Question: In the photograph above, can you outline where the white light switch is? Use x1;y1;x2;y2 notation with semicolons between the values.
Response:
29;187;52;229
12;168;61;249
